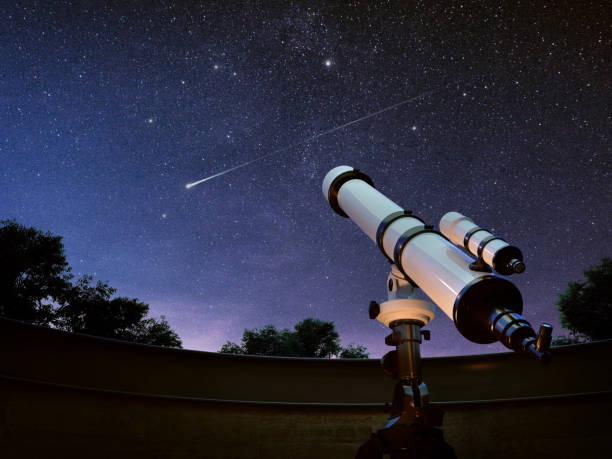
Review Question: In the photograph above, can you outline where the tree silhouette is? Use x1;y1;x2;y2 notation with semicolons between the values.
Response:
556;257;612;341
220;324;301;356
0;220;182;347
54;275;182;347
220;318;369;358
0;220;72;325
338;343;370;359
293;318;341;358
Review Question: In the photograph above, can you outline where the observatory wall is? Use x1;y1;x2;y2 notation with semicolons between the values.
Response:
1;317;610;458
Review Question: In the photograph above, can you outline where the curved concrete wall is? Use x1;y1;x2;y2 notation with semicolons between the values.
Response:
1;317;611;458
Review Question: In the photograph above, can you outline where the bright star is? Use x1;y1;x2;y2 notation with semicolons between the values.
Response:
325;59;332;67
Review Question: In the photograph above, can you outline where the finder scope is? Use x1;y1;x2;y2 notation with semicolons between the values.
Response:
440;211;525;275
322;165;551;361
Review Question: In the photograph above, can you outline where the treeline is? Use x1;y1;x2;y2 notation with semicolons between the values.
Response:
0;220;370;356
3;219;608;353
220;318;369;358
0;220;181;347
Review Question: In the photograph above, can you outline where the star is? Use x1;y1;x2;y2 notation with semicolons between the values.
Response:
324;59;332;67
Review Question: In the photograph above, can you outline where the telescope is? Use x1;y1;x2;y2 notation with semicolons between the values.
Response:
323;165;551;358
322;165;552;455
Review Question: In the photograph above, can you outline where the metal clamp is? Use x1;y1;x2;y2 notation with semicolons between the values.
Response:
376;210;424;263
463;226;489;250
393;225;440;286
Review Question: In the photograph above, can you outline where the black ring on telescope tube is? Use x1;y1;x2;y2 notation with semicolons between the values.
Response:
376;210;425;263
477;235;505;259
327;169;375;218
393;225;441;286
463;227;489;250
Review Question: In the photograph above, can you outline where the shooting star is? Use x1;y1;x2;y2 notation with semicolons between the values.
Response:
185;84;453;189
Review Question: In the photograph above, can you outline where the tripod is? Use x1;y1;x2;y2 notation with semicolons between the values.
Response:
356;265;456;459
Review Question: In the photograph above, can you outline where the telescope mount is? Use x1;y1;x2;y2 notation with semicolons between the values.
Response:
359;265;455;457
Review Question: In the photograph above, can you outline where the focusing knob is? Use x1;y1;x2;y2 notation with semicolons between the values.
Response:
381;351;398;378
385;331;401;346
369;301;380;320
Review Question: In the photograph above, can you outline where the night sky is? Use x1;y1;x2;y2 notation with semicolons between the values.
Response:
1;1;610;357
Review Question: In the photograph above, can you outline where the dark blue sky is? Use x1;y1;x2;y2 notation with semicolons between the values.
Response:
1;1;610;357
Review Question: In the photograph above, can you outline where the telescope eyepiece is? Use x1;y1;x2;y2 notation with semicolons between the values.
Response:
535;323;553;352
509;258;526;274
488;307;553;361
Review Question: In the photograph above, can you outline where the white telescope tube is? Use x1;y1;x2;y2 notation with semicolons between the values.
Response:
322;166;524;344
439;211;525;275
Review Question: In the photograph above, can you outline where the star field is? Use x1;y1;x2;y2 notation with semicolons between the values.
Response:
1;1;610;357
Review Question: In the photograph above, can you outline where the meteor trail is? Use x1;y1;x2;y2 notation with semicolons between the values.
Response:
185;84;453;189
